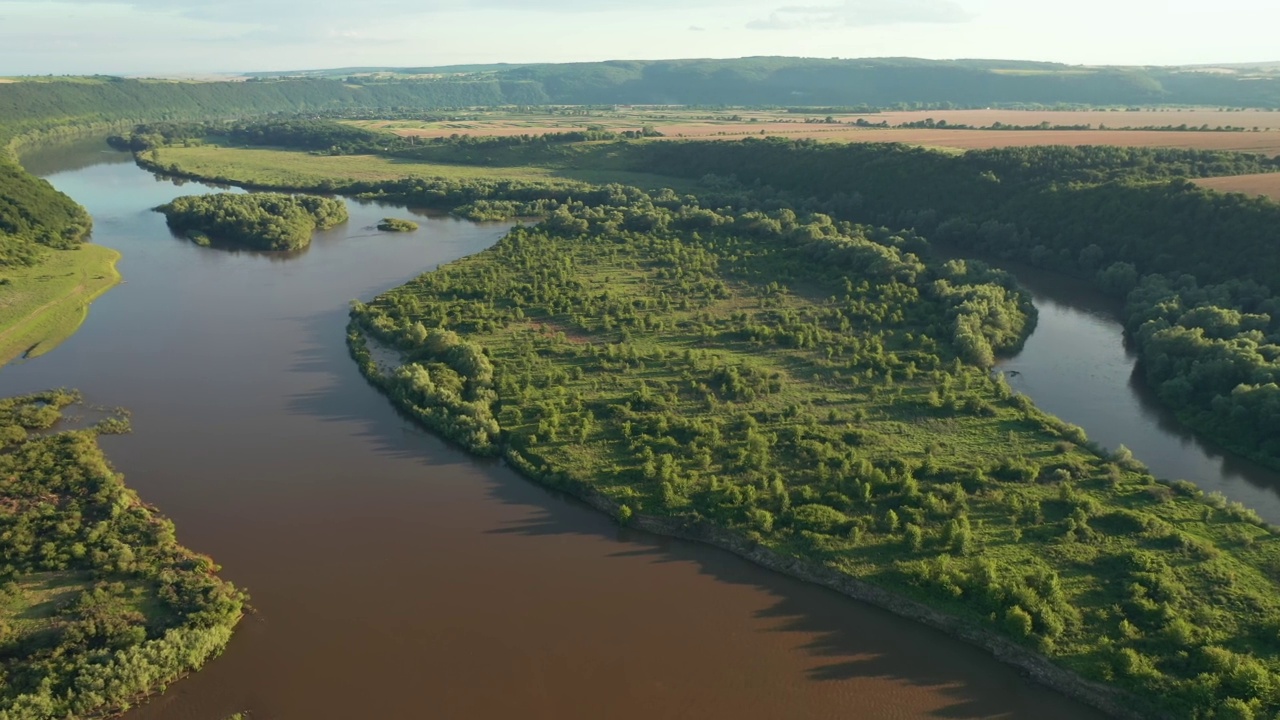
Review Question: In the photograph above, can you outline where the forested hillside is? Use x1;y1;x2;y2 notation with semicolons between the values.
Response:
4;57;1280;266
263;57;1280;108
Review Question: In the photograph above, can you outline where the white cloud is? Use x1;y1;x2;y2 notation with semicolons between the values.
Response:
749;0;974;30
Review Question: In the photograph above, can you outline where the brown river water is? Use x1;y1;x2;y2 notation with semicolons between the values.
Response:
1;141;1140;719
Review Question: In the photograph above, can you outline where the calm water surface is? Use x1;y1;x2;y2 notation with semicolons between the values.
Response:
996;262;1280;523
2;144;1104;719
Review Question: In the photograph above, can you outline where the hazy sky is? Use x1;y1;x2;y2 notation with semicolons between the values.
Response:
1;0;1277;75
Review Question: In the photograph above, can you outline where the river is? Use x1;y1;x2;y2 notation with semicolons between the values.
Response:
0;142;1113;719
996;261;1280;523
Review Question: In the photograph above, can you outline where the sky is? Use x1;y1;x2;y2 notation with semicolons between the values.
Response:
1;0;1277;76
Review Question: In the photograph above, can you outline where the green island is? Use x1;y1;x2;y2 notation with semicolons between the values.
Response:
376;217;419;232
155;193;348;251
0;391;244;718
341;188;1280;720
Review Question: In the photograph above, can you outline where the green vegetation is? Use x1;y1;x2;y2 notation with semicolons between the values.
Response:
136;138;691;191
630;139;1280;468
0;244;121;364
134;122;1280;468
377;218;418;232
156;193;348;251
348;186;1280;718
0;391;244;718
0;75;556;353
144;144;564;185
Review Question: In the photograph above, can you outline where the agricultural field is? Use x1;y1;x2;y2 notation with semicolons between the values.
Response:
349;107;1280;156
1194;172;1280;200
870;108;1280;130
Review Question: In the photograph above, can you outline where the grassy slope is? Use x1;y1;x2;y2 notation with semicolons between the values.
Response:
0;244;120;364
147;143;696;192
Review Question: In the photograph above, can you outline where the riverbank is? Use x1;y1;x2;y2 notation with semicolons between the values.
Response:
0;391;245;718
0;243;121;364
341;198;1280;718
348;327;1150;720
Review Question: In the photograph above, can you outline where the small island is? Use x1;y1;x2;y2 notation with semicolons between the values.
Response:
155;192;348;251
377;217;419;232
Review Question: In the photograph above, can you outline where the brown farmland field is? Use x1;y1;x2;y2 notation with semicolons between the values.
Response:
867;109;1280;131
707;128;1280;156
355;109;1280;156
381;123;1280;156
1195;172;1280;200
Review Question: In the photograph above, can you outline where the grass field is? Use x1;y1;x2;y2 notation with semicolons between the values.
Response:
0;244;121;365
1195;171;1280;200
0;572;97;636
150;144;693;190
0;571;160;646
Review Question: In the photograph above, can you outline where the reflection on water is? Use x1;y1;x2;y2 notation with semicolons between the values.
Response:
0;144;1103;720
996;260;1280;523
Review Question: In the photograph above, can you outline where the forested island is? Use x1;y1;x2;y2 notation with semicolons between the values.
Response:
155;193;348;251
0;391;244;718
345;186;1280;719
377;217;418;232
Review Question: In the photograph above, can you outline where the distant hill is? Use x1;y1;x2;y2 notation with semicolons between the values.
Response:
242;57;1280;108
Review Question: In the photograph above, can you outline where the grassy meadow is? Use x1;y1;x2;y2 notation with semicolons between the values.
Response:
0;244;121;365
148;143;694;191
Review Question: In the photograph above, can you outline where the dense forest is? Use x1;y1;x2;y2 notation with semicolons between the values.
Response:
0;391;244;719
377;218;418;232
348;186;1280;719
155;193;348;251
